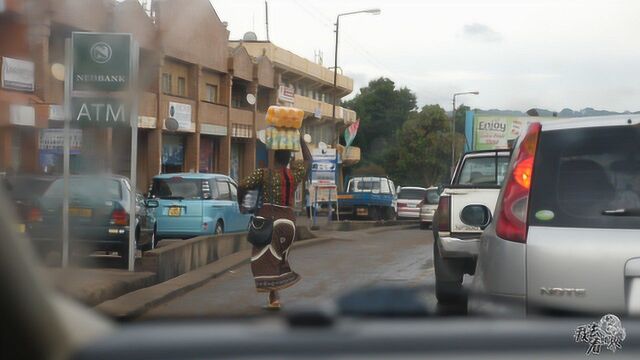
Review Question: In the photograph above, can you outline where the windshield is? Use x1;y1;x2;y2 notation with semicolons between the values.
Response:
5;2;640;355
456;155;510;186
424;189;440;205
150;178;204;200
44;178;122;200
398;188;426;200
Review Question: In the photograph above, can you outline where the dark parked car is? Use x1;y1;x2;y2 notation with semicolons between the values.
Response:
2;174;57;234
26;175;153;266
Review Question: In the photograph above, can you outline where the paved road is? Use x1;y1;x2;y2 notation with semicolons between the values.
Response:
145;226;440;318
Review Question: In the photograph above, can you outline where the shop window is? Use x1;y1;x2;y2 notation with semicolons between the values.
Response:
162;134;185;173
178;77;186;97
206;84;218;103
162;73;172;94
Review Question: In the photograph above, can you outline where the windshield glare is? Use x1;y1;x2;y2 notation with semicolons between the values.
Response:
4;1;640;348
151;178;204;200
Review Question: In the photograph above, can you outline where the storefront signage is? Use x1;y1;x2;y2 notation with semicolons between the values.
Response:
9;104;35;126
201;123;227;136
1;57;34;92
71;97;129;125
72;32;131;92
39;129;82;153
311;148;337;184
278;84;295;103
168;101;192;130
49;105;65;121
138;116;157;128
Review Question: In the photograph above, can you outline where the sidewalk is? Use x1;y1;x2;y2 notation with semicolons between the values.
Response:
45;267;156;307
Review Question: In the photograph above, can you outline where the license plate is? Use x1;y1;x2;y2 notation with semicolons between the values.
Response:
356;208;368;216
69;207;92;217
407;204;417;208
168;207;182;217
17;224;25;233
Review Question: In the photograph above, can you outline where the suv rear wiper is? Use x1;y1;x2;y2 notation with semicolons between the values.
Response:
601;208;640;216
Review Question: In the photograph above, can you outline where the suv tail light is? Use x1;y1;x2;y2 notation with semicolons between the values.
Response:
437;195;451;232
27;207;43;223
496;122;541;243
110;208;128;226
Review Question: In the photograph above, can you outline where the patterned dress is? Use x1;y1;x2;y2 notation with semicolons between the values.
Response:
239;161;307;292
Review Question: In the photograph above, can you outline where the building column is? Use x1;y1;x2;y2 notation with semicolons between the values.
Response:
27;8;52;103
219;74;232;175
147;128;162;177
0;127;12;172
246;80;258;175
21;128;39;173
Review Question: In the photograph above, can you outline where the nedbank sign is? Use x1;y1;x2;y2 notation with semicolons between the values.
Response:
72;32;131;92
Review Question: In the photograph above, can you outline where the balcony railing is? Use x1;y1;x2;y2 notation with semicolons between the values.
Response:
294;94;357;124
230;107;253;125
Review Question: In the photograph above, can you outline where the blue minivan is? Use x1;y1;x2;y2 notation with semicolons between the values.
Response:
145;173;251;241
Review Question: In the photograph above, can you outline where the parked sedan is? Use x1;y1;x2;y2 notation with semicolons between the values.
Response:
418;186;440;229
468;116;640;315
147;173;251;240
27;175;149;267
396;186;427;220
2;174;57;234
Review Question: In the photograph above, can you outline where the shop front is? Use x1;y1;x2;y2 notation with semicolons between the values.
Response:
199;123;226;174
230;123;253;182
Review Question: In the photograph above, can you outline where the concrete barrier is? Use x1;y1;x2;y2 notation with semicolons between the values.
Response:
141;227;317;283
141;233;251;283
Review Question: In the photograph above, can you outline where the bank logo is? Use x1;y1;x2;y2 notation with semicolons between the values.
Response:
90;42;112;64
574;314;626;355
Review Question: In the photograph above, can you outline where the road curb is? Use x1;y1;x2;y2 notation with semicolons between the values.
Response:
95;236;339;320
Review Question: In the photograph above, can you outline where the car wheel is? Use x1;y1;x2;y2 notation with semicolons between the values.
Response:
433;242;464;304
215;221;224;235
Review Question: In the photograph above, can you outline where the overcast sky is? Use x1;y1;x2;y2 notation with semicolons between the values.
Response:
210;0;640;112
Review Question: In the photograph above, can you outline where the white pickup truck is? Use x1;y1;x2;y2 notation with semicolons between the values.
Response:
432;150;511;303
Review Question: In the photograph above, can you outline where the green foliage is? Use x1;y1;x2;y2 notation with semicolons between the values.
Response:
343;77;468;187
384;105;453;186
343;78;417;162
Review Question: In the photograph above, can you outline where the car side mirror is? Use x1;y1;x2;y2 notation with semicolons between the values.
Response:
146;199;159;208
460;204;492;230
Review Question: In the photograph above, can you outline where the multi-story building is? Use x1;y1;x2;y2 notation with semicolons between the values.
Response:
0;0;357;191
231;40;361;167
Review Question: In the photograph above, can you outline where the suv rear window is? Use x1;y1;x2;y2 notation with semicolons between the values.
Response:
398;188;426;200
528;125;640;229
150;178;204;200
456;155;510;186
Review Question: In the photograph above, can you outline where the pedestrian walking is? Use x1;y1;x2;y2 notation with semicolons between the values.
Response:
238;133;311;309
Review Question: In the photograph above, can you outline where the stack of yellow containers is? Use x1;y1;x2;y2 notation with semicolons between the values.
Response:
264;106;303;151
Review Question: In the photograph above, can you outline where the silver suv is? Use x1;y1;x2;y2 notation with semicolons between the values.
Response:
467;116;640;315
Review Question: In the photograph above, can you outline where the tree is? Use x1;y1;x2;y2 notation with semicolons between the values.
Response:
384;104;457;186
455;104;470;134
343;78;417;165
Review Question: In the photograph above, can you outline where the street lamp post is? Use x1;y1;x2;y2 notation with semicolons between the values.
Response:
331;8;381;127
451;91;479;177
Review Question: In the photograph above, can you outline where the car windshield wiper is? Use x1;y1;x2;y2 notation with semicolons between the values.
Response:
601;208;640;216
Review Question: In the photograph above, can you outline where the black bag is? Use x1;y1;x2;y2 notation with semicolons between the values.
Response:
247;170;274;247
247;216;274;247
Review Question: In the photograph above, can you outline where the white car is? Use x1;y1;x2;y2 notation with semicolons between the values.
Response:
396;187;427;220
419;186;440;229
469;115;640;316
